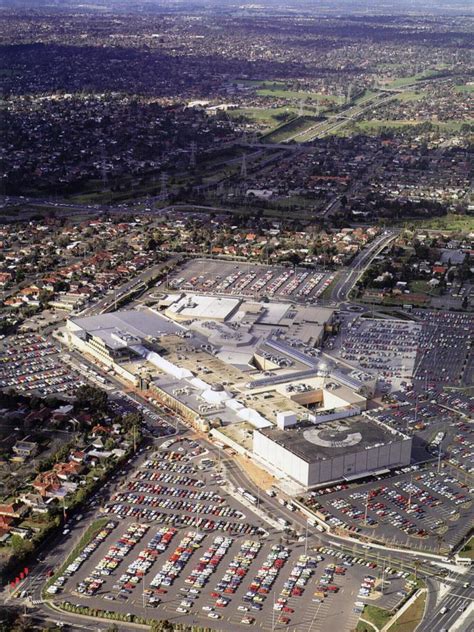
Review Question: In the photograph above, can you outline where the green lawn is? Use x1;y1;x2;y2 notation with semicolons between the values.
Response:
257;87;343;103
353;89;378;104
387;591;426;632
236;79;287;88
399;214;474;232
395;91;425;102
460;536;474;559
409;280;442;297
235;79;343;103
264;116;319;142
359;605;392;631
353;119;473;134
389;70;441;88
228;106;301;126
454;83;474;94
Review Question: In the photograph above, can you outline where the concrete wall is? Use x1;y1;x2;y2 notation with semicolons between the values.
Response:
323;389;352;409
253;430;412;488
307;438;412;486
253;431;309;484
210;428;247;455
310;407;361;424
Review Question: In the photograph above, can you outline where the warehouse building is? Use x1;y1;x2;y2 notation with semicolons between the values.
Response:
253;416;412;488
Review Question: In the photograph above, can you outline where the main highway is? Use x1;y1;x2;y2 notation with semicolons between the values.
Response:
330;229;399;303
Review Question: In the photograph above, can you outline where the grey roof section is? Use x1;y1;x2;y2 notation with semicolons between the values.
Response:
71;310;183;348
258;417;403;463
265;337;318;368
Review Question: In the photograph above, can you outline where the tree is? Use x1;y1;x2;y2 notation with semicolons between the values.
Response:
10;535;34;560
150;622;174;632
146;237;157;252
122;412;142;432
74;385;108;413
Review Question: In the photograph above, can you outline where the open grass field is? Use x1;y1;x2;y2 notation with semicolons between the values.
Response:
454;83;474;94
459;535;474;559
236;79;343;103
256;87;343;103
357;605;392;631
228;106;302;127
408;280;440;296
386;591;426;632
399;214;474;232
394;91;426;102
352;119;473;135
388;69;444;88
263;115;319;142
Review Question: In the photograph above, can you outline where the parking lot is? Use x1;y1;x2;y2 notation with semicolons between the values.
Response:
367;389;474;474
55;524;412;632
367;395;461;435
50;436;415;631
339;319;421;386
411;310;473;390
0;333;85;396
162;259;335;304
109;393;177;438
304;463;473;552
103;437;261;535
331;310;473;394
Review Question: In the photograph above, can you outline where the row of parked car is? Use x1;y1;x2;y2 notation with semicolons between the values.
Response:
304;496;362;534
330;497;377;525
150;530;205;589
104;503;259;535
243;544;290;610
136;470;204;485
358;574;376;598
112;527;177;598
315;547;378;570
77;523;149;596
126;479;222;502
184;535;233;591
416;472;469;505
314;564;340;596
274;554;318;613
109;492;244;520
46;521;117;595
0;334;81;396
149;450;189;463
215;539;262;596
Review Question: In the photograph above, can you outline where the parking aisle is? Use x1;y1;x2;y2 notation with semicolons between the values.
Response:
293;597;332;632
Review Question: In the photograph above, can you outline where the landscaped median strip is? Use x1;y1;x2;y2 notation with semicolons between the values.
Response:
50;599;217;630
356;588;427;632
384;589;427;632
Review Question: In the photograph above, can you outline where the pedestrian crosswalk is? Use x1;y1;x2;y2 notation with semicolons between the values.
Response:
30;598;44;605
